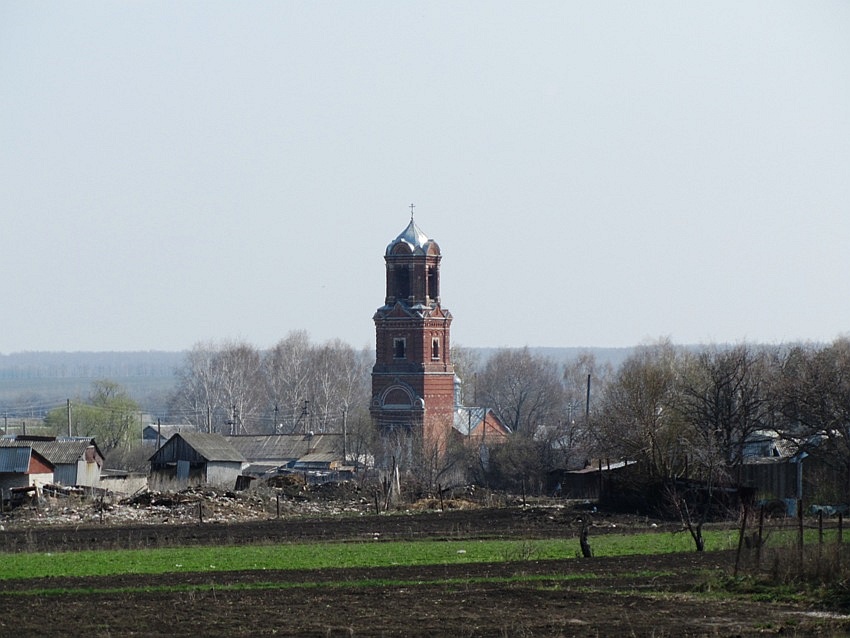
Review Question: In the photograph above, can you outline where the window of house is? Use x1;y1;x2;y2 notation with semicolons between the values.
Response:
393;337;406;359
432;337;440;360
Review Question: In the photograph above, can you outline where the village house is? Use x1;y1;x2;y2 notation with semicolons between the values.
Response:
453;406;511;445
226;433;343;471
226;433;354;487
0;435;103;488
149;431;247;490
0;446;54;506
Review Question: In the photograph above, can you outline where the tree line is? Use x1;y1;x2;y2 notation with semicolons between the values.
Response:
39;334;850;501
449;338;850;501
168;331;372;437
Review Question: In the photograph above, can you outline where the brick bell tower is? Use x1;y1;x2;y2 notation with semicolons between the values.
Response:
371;210;455;456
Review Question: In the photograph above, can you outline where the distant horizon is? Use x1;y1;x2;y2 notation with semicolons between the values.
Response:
0;337;838;360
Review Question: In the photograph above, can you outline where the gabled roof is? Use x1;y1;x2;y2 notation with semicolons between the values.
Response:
151;432;246;464
452;407;510;437
454;407;486;435
0;437;103;465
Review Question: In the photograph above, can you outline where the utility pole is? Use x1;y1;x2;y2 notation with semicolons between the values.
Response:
342;408;347;463
301;399;310;434
67;399;72;437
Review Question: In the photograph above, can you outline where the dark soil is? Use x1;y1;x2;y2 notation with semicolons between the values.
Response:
0;506;662;553
2;506;849;636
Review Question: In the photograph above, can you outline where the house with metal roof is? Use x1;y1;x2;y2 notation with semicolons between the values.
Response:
0;446;54;504
226;433;344;473
149;431;247;489
0;436;103;488
453;407;511;443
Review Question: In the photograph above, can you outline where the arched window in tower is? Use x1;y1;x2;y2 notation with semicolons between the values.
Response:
432;337;440;360
395;266;410;300
427;266;439;300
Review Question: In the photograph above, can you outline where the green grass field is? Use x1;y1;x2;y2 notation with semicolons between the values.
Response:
0;529;744;582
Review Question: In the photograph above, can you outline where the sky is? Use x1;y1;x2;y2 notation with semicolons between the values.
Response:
1;2;849;354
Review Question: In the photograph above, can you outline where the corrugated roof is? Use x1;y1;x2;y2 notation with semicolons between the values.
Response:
226;434;342;463
0;446;34;473
164;432;246;463
1;437;103;465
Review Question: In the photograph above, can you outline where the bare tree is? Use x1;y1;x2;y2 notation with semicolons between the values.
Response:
563;352;613;422
476;347;566;434
307;339;370;433
170;341;225;432
215;341;264;434
774;338;850;499
264;331;312;432
595;339;685;480
451;345;481;405
678;344;772;473
559;352;614;468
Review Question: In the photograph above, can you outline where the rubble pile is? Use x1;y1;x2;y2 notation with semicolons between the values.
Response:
0;481;376;529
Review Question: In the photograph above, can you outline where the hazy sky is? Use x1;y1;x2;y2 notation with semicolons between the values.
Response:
2;2;849;354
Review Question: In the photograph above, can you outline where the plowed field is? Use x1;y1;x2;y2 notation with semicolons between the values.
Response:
1;507;848;636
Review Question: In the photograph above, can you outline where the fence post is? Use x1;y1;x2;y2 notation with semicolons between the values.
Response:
797;498;804;574
756;505;764;569
734;502;748;577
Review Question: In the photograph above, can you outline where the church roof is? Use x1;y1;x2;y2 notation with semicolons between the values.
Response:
385;218;439;256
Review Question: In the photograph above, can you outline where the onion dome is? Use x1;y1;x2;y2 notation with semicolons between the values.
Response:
385;217;440;256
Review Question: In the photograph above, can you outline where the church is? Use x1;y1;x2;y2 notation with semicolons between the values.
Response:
370;211;510;460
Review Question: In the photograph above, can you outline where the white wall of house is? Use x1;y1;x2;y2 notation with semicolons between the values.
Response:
205;461;244;489
75;459;102;487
